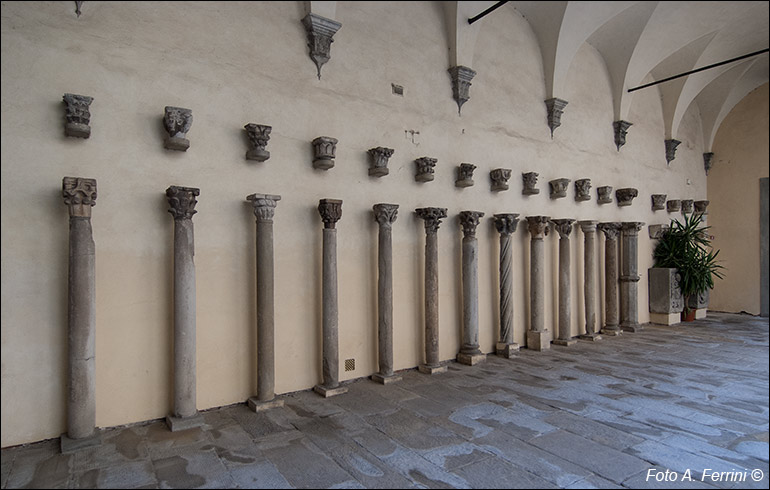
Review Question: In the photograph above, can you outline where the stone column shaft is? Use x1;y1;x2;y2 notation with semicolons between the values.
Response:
620;222;644;332
494;213;520;358
165;186;204;431
62;177;100;453
315;199;347;397
458;211;485;365
598;223;622;335
526;216;551;351
372;204;401;384
551;219;576;346
579;221;601;341
416;207;448;374
247;194;284;411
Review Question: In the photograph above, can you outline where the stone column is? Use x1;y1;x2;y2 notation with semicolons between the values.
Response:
416;207;448;374
61;177;101;453
493;214;520;358
372;204;402;384
598;223;622;335
165;186;205;431
246;194;284;412
620;222;645;332
578;221;602;341
526;216;551;351
457;211;486;365
551;219;576;346
315;199;348;397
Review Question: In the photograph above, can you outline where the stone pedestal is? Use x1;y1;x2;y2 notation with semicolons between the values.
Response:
493;214;520;358
551;219;577;346
416;207;448;374
61;177;101;453
315;199;348;397
246;194;284;412
578;221;602;341
166;186;204;431
372;204;402;384
648;267;683;326
457;211;486;366
526;216;551;351
620;222;645;332
598;223;622;335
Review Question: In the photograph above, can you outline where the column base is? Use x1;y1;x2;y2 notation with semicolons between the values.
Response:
247;397;285;412
313;384;348;398
371;373;403;385
552;338;577;346
649;312;681;325
621;323;644;333
601;325;623;336
457;352;487;366
165;412;205;432
418;363;447;374
578;333;603;341
526;330;551;351
495;342;520;358
60;430;101;454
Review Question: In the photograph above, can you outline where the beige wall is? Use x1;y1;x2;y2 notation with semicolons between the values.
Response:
709;84;769;315
2;2;709;447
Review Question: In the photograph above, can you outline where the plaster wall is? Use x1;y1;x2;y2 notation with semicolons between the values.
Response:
709;84;769;315
1;1;707;447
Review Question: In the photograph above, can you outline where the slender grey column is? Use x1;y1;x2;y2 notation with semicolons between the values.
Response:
620;222;645;332
493;214;520;358
246;194;284;411
598;223;623;335
61;177;101;453
579;221;602;341
314;199;348;397
165;186;204;431
457;211;486;366
372;204;402;384
551;219;577;346
526;216;551;351
416;207;448;374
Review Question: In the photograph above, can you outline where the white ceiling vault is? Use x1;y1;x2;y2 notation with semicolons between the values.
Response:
312;1;768;153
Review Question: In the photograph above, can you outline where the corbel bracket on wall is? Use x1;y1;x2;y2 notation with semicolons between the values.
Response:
301;13;342;80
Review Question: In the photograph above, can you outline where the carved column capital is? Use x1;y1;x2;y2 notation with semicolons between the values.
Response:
62;177;97;218
616;188;638;207
368;147;394;177
694;200;709;215
301;13;342;80
597;185;613;204
373;203;398;228
166;186;199;220
651;194;667;211
522;172;540;195
597;222;622;240
415;157;437;182
667;199;681;212
493;213;520;235
579;220;598;233
665;139;681;164
459;211;484;237
490;168;512;191
163;106;193;151
621;222;645;235
448;65;476;115
62;93;93;138
549;178;571;199
312;136;338;170
244;124;272;162
551;218;575;238
575;179;591;202
415;207;447;234
613;120;632;150
681;199;694;214
455;163;476;188
545;98;568;137
526;216;551;239
318;199;343;228
247;193;281;222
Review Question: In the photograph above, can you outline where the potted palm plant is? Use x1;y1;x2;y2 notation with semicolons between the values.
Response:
652;212;724;321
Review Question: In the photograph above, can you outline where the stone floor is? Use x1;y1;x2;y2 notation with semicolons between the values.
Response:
2;312;768;489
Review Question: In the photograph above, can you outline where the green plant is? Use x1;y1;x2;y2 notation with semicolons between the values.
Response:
653;212;724;313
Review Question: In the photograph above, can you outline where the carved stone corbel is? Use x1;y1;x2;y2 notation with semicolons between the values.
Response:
448;65;476;115
490;168;512;192
301;13;342;80
244;124;272;162
63;94;93;139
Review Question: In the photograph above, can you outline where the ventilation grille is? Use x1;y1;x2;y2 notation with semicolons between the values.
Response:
344;358;356;372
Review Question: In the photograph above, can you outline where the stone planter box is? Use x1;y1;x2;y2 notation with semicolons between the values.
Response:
648;267;683;325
